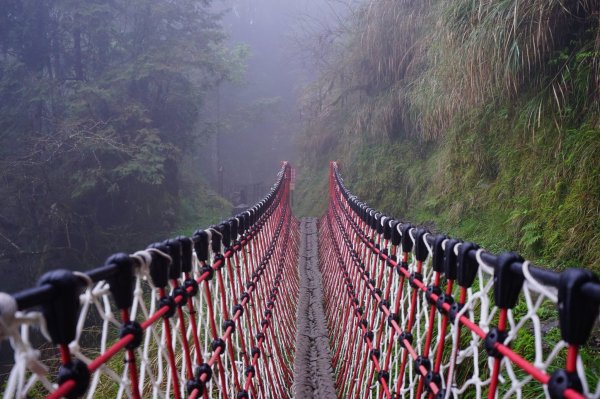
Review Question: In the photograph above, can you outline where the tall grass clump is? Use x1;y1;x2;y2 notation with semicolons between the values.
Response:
412;0;600;139
300;0;598;144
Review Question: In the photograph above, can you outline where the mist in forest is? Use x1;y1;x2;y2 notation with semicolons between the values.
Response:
0;0;346;374
0;0;344;293
203;0;344;205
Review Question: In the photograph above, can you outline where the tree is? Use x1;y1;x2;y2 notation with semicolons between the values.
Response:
0;0;242;285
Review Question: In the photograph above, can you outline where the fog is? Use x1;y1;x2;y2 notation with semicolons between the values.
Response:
0;0;350;375
203;0;345;205
0;0;348;292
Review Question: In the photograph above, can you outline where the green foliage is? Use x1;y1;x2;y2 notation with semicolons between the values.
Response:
294;165;329;217
297;0;600;273
313;101;600;272
0;0;242;280
174;180;233;236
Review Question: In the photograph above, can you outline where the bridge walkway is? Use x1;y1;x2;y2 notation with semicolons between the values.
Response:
293;217;336;398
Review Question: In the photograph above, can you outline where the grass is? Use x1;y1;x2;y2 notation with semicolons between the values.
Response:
295;3;600;392
298;92;600;273
295;0;599;271
293;161;329;217
172;178;232;236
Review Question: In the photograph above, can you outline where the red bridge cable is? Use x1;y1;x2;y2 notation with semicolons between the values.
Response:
328;162;591;399
40;164;293;399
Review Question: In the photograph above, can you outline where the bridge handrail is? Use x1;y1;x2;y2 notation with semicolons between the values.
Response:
328;161;599;399
333;164;600;303
0;162;296;399
11;165;288;312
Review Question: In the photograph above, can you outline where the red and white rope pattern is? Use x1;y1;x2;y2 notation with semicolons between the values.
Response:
2;161;599;399
323;161;599;399
1;164;298;399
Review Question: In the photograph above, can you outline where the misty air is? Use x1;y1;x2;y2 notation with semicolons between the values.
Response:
0;1;598;398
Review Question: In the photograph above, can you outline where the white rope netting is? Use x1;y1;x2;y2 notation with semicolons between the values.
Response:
1;165;298;399
325;163;600;399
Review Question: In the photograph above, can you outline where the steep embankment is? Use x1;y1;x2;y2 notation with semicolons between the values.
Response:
296;0;599;273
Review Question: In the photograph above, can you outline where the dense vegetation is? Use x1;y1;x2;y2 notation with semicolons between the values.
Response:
0;0;235;288
297;0;599;272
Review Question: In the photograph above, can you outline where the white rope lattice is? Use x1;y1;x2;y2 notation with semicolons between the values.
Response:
0;164;298;399
325;162;600;399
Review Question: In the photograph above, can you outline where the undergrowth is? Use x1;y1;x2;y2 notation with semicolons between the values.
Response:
316;96;600;273
172;178;232;237
296;0;599;273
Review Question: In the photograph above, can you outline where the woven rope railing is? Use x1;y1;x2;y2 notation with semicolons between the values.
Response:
0;162;298;399
2;161;599;399
323;161;600;399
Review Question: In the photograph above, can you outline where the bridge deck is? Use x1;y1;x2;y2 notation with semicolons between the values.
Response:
293;218;336;398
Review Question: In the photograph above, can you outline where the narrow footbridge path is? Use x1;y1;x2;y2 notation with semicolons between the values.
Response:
294;217;336;399
1;162;599;399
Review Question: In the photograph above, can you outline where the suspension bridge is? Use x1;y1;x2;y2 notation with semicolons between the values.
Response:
1;162;599;398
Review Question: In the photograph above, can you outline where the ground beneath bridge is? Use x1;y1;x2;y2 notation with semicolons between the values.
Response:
293;218;337;399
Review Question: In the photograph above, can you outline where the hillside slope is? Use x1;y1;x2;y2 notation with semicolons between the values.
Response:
296;0;599;272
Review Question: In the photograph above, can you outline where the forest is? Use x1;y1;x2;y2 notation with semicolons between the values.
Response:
0;0;240;290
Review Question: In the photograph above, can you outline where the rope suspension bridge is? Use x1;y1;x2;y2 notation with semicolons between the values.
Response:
1;162;599;398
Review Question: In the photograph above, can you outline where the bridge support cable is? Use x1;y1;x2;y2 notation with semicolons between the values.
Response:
323;161;600;399
293;217;337;398
0;163;298;399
